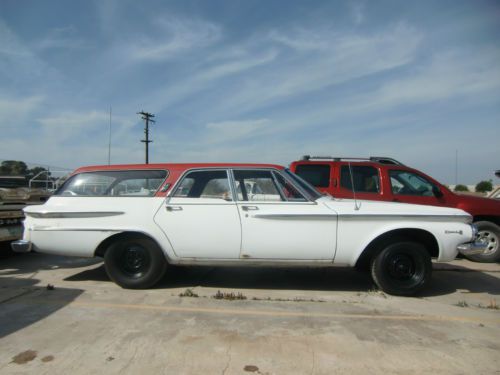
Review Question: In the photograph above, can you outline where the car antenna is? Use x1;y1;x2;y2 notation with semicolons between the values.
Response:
348;161;361;211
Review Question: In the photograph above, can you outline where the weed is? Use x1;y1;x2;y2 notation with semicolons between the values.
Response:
179;289;199;298
477;300;499;310
213;290;247;300
456;300;469;308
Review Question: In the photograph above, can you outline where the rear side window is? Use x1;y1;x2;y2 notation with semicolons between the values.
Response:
173;170;232;200
340;166;380;193
294;164;330;188
56;170;167;197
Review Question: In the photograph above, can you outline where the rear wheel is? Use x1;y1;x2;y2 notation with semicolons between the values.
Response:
464;221;500;263
104;235;167;289
371;241;432;296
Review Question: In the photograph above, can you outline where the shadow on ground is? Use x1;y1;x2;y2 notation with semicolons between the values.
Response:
0;251;102;277
63;262;500;297
0;277;83;338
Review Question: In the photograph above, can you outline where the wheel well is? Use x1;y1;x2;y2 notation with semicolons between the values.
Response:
473;216;500;227
355;229;439;270
94;231;161;258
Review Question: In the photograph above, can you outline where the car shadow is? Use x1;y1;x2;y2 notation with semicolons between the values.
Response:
0;277;83;338
0;251;102;276
63;262;499;297
421;263;500;297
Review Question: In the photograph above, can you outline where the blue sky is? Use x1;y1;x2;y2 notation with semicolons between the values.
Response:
0;0;499;184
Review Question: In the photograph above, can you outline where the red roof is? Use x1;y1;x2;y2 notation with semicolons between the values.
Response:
71;163;286;197
73;163;285;174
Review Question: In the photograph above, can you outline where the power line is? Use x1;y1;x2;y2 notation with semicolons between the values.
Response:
137;111;155;164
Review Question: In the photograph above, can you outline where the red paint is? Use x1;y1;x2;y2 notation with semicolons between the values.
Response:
290;159;500;222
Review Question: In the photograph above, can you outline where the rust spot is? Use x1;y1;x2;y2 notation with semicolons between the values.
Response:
244;365;259;372
11;350;37;364
41;355;54;363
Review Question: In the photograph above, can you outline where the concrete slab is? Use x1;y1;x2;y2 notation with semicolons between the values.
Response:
0;253;499;374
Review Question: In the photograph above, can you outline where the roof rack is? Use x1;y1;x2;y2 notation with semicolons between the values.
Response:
300;155;405;166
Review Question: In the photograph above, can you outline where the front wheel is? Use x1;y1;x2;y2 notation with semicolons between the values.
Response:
104;235;167;289
371;241;432;296
464;221;500;263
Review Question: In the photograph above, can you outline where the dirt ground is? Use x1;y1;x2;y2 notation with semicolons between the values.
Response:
0;249;499;374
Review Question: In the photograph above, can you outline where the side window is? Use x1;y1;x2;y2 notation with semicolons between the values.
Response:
233;170;283;202
389;170;435;196
294;164;330;188
173;170;232;200
56;170;167;197
340;166;380;193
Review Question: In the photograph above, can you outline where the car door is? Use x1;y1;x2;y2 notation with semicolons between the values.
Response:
154;169;241;259
233;169;337;260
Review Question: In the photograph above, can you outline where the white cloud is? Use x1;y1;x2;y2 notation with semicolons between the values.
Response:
205;118;270;143
210;23;422;116
0;95;44;127
126;16;221;62
35;26;90;51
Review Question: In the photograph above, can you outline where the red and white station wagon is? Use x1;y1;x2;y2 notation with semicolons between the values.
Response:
12;163;486;295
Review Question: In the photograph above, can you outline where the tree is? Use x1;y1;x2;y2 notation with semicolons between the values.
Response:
27;166;50;180
0;160;28;176
454;184;469;192
475;180;493;193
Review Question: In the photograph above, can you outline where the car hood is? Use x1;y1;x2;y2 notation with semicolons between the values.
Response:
454;192;500;208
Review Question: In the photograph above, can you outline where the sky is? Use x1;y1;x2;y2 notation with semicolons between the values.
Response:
0;0;499;184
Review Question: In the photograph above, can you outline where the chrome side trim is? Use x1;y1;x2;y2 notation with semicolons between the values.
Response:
337;213;471;220
252;214;337;219
32;227;122;232
26;211;124;219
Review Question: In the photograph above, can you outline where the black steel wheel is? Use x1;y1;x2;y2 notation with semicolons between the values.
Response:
371;241;432;296
104;235;167;289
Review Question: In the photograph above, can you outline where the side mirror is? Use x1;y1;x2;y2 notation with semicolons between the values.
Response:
432;186;443;198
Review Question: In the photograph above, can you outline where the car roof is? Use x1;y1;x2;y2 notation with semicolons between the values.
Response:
73;163;285;174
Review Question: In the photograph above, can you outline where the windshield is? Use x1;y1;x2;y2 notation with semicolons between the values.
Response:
284;169;323;201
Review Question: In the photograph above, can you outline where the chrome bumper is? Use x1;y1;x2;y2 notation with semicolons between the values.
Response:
11;240;32;253
457;240;488;256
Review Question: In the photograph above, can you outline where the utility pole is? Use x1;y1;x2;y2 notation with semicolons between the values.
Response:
137;111;155;164
108;107;112;165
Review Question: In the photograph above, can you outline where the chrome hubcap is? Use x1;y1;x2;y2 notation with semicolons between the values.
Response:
477;230;499;255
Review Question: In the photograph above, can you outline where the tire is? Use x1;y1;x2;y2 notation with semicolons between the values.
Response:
104;235;167;289
370;241;432;296
464;221;500;263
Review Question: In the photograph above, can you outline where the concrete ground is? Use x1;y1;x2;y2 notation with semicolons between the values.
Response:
0;248;499;374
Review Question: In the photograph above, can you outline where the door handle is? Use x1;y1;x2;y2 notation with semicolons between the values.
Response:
166;205;183;211
242;205;259;211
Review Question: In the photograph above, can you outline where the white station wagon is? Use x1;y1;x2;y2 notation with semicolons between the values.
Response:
12;163;486;295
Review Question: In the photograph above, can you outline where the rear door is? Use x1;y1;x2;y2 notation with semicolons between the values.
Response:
154;169;241;259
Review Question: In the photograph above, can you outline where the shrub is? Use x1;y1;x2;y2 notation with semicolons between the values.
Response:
475;180;493;193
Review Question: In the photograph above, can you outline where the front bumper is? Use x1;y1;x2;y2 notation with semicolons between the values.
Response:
457;240;488;256
11;240;32;253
